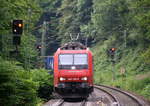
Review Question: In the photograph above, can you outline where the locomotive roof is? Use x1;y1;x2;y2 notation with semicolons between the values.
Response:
60;42;87;50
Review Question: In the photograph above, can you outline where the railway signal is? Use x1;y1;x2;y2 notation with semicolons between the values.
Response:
109;48;116;59
37;45;42;53
108;48;117;81
12;20;23;45
12;20;23;35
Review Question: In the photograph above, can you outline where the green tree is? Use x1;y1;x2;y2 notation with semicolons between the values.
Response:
0;57;40;106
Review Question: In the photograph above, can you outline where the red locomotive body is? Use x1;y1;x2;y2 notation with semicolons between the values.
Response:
53;42;93;98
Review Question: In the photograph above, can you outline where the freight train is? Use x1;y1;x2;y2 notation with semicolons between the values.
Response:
53;42;93;98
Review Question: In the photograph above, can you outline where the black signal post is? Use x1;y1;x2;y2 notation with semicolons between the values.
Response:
12;20;23;45
108;47;117;81
11;20;23;57
13;36;21;45
12;20;23;46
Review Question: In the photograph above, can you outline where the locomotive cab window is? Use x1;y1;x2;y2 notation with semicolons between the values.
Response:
59;54;73;65
59;54;88;70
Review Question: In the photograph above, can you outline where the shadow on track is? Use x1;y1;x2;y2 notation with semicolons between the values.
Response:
64;98;86;102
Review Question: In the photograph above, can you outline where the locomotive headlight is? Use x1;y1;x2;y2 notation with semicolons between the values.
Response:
59;77;66;81
81;77;88;81
71;66;76;70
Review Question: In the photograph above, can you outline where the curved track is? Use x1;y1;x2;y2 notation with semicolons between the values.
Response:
43;85;149;106
95;85;148;106
94;87;120;106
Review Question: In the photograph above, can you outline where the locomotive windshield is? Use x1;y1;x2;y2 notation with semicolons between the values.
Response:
74;54;87;65
59;54;73;65
59;54;88;69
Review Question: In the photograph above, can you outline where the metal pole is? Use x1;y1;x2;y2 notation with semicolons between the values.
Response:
110;0;116;81
26;8;32;70
112;61;115;81
85;37;88;47
111;51;116;81
124;30;127;48
41;21;46;56
27;8;31;32
28;8;31;69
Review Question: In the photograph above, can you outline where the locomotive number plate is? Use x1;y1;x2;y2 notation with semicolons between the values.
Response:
67;78;80;80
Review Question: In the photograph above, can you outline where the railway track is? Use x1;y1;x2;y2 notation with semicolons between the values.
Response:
43;85;149;106
57;99;65;106
94;86;120;106
43;99;64;106
43;98;87;106
94;85;148;106
80;99;87;106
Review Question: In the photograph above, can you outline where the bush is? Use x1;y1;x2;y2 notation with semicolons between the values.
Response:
141;84;150;100
0;58;40;106
31;69;53;101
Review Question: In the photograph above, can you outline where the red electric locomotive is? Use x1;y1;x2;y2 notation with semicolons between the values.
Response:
53;42;93;98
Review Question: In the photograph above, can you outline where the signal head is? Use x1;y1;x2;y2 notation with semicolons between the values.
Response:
37;45;42;50
12;20;23;35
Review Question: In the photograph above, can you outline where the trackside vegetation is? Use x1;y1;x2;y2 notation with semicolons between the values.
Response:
0;57;53;105
92;39;150;100
89;0;150;100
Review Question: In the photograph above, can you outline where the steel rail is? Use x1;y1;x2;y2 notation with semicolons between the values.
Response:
94;85;120;106
95;85;144;106
55;99;65;106
80;99;87;106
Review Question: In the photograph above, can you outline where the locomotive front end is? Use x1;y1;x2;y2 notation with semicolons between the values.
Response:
53;42;93;98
